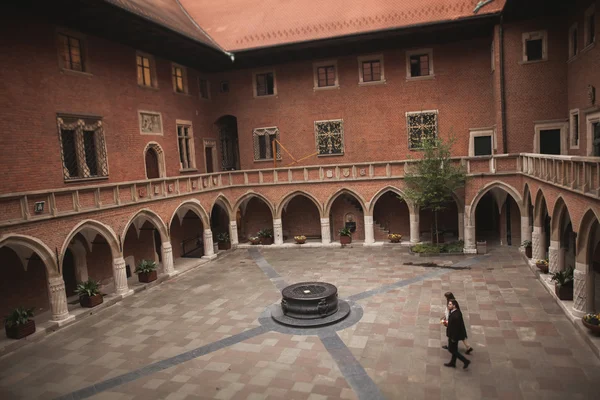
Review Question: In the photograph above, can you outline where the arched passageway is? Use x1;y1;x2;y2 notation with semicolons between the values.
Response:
419;201;459;243
237;196;274;242
329;192;365;242
371;191;410;240
123;221;162;279
211;202;231;248
171;210;205;258
473;188;522;246
533;193;550;259
576;210;600;314
216;115;240;171
281;194;321;242
550;199;576;274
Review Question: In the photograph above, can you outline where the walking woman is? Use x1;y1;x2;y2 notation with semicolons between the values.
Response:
444;299;471;369
441;292;473;354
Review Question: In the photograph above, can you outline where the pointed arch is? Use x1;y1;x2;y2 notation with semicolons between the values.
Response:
576;208;600;262
468;180;523;224
233;191;275;217
533;188;549;227
122;209;169;244
60;219;120;267
324;188;368;217
550;196;570;240
276;190;323;219
212;194;234;219
143;142;166;179
169;199;210;229
0;234;58;276
367;186;410;215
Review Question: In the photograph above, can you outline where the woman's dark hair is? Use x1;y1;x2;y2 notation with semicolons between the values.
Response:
444;291;455;301
448;299;460;310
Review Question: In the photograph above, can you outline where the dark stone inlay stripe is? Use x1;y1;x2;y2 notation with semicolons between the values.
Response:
249;248;289;290
53;325;268;400
319;331;386;400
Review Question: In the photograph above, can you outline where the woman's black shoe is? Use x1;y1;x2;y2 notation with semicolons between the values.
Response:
466;347;473;354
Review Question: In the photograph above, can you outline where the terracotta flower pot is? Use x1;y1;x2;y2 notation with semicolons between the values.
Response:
250;239;261;245
218;241;231;250
582;319;600;334
389;238;401;243
260;237;274;245
295;240;306;245
79;294;103;308
5;319;36;340
555;283;573;300
340;235;351;245
138;270;158;283
536;263;549;274
525;246;532;258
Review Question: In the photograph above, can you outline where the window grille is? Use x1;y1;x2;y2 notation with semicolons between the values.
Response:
407;111;438;149
57;117;108;180
253;127;281;161
59;33;84;72
362;61;381;82
137;55;152;86
256;72;274;96
177;124;194;169
315;120;344;155
317;66;336;87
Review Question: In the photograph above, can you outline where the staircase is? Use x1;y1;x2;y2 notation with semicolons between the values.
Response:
342;196;389;238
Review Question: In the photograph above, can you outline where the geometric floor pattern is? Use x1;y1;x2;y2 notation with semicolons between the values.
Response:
0;245;599;400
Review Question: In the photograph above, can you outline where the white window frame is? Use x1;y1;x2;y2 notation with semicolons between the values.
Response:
405;48;434;80
568;23;578;60
171;63;189;94
570;109;580;149
253;69;277;98
533;121;568;155
313;60;339;90
136;51;158;89
357;54;385;85
584;5;596;49
586;111;600;156
252;127;281;162
176;120;196;171
198;77;211;100
522;31;548;63
469;128;495;157
203;139;218;173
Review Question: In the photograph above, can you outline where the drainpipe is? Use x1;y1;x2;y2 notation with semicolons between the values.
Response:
500;14;508;154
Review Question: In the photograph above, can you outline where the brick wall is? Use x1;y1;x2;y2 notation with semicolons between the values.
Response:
85;234;115;288
419;202;459;240
170;211;204;258
123;222;159;271
281;196;321;239
330;195;365;241
240;198;273;240
372;192;410;240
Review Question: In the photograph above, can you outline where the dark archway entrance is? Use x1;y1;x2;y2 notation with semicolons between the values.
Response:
145;147;160;179
216;115;240;171
474;189;521;245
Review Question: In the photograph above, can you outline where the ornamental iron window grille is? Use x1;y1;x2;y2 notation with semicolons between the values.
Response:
59;33;84;72
362;60;381;82
172;65;185;93
256;72;274;96
137;55;153;86
315;120;344;156
317;66;336;87
407;111;438;149
57;117;108;180
410;54;430;77
253;127;281;161
177;124;194;169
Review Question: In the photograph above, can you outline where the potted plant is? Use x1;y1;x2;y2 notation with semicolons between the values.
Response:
550;267;574;300
4;307;35;339
522;240;532;258
217;232;231;250
388;233;402;243
339;227;352;245
294;235;306;244
535;259;549;274
135;259;158;283
258;229;274;245
249;236;261;245
75;279;103;308
582;313;600;334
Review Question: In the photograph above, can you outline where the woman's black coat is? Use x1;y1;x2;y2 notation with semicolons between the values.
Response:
446;309;467;341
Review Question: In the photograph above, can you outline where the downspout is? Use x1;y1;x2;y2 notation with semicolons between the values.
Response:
500;14;508;154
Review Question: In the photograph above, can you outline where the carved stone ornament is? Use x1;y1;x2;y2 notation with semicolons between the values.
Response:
192;181;197;189
359;168;366;176
342;168;350;177
153;185;160;195
138;188;146;198
213;177;218;185
168;184;174;193
588;85;596;106
326;169;333;178
203;179;208;187
138;111;163;135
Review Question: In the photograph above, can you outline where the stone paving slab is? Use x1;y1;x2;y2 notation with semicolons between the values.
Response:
0;246;599;400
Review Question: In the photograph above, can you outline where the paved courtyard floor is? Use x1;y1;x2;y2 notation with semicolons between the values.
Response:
1;245;599;400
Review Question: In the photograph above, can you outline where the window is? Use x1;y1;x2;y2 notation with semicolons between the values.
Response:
58;32;85;72
199;78;210;99
136;52;156;88
586;112;600;156
569;23;578;59
313;60;339;89
57;116;108;180
357;54;385;84
144;143;165;179
469;129;494;156
176;121;195;170
522;31;547;62
254;71;276;97
570;109;580;148
406;111;438;149
585;5;596;47
220;81;230;93
534;122;567;155
315;119;344;156
172;64;188;94
406;49;434;78
253;127;281;161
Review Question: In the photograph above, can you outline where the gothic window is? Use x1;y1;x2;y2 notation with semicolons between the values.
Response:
177;123;195;170
172;64;188;94
253;127;281;161
58;33;85;72
315;120;344;156
57;116;108;180
407;111;438;149
136;52;157;88
585;5;596;47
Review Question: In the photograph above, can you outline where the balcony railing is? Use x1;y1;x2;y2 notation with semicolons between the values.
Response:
0;153;597;229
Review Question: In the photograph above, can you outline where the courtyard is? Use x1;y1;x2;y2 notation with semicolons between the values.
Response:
1;245;599;400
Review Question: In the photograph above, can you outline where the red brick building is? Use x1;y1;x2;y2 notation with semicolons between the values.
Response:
1;0;599;329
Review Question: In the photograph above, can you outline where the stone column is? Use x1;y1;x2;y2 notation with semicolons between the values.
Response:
464;225;476;254
532;226;542;260
321;218;331;244
548;240;560;274
203;229;216;259
113;257;132;296
520;216;532;245
573;263;588;317
229;221;239;246
364;215;375;245
458;212;464;241
273;218;283;245
48;276;74;324
409;211;420;244
161;242;175;275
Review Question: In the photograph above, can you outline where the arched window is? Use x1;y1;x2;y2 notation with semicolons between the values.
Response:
144;142;165;179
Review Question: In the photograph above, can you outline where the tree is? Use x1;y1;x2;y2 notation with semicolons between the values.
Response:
400;136;466;244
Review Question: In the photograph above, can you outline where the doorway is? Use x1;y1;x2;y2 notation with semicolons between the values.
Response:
215;116;240;171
